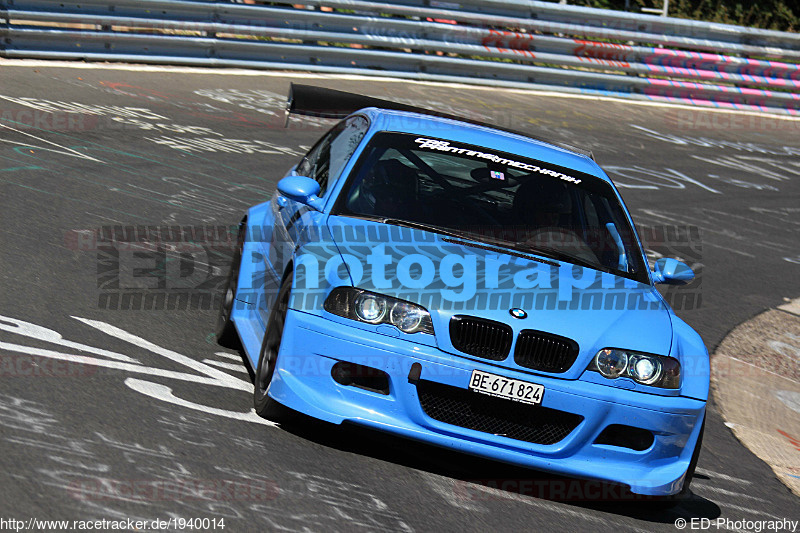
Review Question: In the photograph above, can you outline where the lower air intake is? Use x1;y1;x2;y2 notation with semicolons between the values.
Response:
417;380;583;445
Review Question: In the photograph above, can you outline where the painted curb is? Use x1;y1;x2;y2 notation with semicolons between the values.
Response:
712;297;800;497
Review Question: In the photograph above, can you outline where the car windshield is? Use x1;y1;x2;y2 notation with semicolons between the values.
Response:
334;132;648;283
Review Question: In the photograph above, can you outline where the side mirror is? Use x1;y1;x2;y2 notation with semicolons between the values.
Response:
277;175;324;211
652;258;694;284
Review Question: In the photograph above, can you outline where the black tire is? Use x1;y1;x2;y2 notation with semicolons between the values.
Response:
216;220;246;349
253;273;294;422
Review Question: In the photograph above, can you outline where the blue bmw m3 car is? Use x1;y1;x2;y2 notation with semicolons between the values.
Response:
216;84;708;500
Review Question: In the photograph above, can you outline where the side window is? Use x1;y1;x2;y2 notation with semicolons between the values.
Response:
296;115;369;197
295;143;319;178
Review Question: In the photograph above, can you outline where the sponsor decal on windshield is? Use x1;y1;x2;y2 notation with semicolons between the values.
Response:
414;138;582;185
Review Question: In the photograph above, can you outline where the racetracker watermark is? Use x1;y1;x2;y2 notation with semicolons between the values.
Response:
0;109;98;132
0;354;97;378
666;108;800;133
454;478;670;502
675;518;799;532
76;223;702;312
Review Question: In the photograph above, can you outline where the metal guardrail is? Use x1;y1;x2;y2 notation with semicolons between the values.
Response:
2;0;799;115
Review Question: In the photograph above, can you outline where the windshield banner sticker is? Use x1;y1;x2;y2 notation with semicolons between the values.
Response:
414;138;582;185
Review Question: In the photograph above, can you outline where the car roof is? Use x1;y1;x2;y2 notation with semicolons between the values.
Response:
285;84;606;179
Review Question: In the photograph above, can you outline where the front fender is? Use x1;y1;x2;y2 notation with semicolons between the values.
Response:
669;315;710;401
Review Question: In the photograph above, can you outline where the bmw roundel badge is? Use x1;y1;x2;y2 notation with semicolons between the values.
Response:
509;308;527;319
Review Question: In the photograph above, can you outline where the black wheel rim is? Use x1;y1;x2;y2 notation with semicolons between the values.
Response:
220;272;237;320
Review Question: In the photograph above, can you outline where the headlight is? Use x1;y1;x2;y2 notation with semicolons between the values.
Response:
354;293;386;323
389;301;425;333
628;354;661;385
588;349;680;389
324;287;434;334
595;348;628;379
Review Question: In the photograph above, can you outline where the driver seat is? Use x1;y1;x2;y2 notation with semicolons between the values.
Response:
349;158;419;217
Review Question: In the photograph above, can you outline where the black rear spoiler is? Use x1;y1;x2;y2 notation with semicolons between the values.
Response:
285;83;595;161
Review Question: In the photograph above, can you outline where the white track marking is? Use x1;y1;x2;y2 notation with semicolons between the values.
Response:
0;122;104;162
214;351;243;361
72;316;246;389
0;315;138;363
722;356;800;385
124;378;274;426
719;502;784;521
0;315;271;428
692;485;768;502
0;341;246;390
201;358;248;374
421;473;486;512
695;468;753;486
2;59;800;121
774;390;800;414
5;436;96;457
703;242;757;258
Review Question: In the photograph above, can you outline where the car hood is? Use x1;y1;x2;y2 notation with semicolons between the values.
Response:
325;216;672;380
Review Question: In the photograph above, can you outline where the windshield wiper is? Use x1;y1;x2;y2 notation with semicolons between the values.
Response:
343;215;602;270
514;242;618;273
338;214;467;240
513;242;596;268
386;219;569;266
381;218;472;240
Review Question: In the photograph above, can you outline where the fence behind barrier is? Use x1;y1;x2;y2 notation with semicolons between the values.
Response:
1;0;799;115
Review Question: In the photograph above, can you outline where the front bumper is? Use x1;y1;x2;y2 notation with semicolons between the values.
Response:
269;309;706;496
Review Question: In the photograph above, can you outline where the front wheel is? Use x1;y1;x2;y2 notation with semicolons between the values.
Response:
253;273;294;422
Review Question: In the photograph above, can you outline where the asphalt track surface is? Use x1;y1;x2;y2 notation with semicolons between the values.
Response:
1;62;798;532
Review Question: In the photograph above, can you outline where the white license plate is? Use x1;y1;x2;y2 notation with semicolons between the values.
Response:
469;369;544;405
